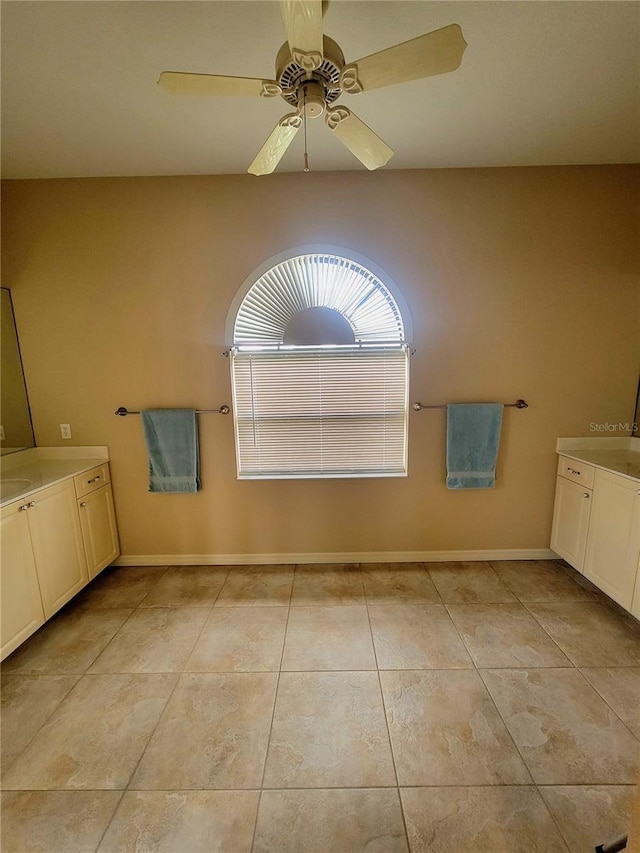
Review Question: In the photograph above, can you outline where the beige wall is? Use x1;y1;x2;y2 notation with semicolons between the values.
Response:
1;166;638;560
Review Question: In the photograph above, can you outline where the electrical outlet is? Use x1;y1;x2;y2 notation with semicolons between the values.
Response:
60;423;72;439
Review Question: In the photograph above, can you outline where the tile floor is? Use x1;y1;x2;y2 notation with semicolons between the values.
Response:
1;560;639;852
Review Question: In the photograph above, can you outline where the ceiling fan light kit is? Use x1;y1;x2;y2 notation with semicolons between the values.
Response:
158;1;467;176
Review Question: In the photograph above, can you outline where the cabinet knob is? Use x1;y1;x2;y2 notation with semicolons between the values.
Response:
27;501;36;508
583;493;590;499
80;501;88;507
19;504;29;512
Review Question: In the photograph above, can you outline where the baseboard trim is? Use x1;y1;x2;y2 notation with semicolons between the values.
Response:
113;549;558;567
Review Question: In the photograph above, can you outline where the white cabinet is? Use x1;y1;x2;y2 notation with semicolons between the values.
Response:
77;482;120;580
583;469;640;611
551;454;640;616
0;502;45;659
0;460;121;661
550;456;594;572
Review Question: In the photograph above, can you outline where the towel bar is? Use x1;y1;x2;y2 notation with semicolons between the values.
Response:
115;406;230;416
413;399;528;411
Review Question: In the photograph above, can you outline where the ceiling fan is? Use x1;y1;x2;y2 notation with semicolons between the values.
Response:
158;1;467;175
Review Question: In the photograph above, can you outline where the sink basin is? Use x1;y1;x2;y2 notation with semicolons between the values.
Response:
0;478;33;502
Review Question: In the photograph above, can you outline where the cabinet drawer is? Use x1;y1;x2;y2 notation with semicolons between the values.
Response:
557;455;595;489
74;463;110;499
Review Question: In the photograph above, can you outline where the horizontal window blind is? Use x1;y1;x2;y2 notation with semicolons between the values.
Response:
231;346;409;478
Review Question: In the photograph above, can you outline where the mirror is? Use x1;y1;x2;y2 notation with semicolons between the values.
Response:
1;288;36;455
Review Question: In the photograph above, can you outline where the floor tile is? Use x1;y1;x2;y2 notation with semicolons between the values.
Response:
131;672;277;789
253;788;408;853
1;791;122;853
380;669;531;786
281;605;376;670
4;558;640;852
425;561;516;603
361;563;440;604
89;607;209;673
481;668;640;784
1;674;80;776
74;565;167;609
401;786;568;853
539;785;637;853
186;606;287;672
580;666;640;737
263;671;396;788
2;673;177;790
140;565;228;607
491;560;594;602
1;607;132;674
526;602;640;667
97;790;260;853
215;565;294;606
369;604;473;669
291;563;365;605
447;603;571;668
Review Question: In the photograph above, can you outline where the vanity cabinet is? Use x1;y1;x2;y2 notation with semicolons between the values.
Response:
550;456;594;571
583;469;640;611
0;502;45;659
75;466;119;579
551;452;640;615
0;459;120;661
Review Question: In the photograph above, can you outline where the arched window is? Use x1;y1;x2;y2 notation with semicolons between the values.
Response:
229;250;410;479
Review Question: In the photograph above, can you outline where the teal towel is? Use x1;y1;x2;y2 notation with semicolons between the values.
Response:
446;403;503;489
141;409;200;493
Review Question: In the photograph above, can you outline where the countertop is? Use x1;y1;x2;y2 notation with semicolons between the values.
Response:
0;447;109;507
556;437;640;483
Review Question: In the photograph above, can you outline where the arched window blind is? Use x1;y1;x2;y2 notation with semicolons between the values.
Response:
230;253;409;479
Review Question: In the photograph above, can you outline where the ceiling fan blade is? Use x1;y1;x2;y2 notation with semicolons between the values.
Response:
325;106;393;170
340;23;467;94
279;0;324;71
248;113;302;176
158;71;281;98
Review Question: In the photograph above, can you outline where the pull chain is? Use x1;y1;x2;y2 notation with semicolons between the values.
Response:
303;89;310;172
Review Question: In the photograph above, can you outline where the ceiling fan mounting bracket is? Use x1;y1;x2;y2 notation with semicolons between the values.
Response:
291;49;323;72
339;64;363;94
325;104;350;130
260;82;283;98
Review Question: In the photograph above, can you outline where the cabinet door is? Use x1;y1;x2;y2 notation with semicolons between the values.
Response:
27;480;88;618
584;470;640;610
78;484;120;579
1;502;45;660
550;476;592;572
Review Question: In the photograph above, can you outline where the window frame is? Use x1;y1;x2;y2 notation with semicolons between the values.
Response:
226;247;412;480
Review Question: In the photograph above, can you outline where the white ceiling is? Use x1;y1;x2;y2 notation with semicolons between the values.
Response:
1;0;638;178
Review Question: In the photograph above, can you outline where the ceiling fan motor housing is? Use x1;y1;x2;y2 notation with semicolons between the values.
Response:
276;35;345;109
